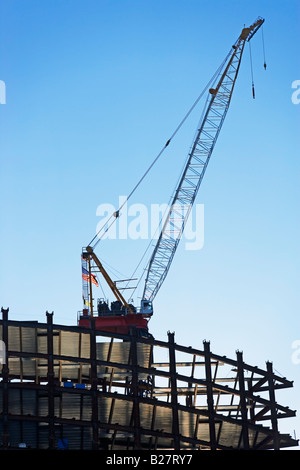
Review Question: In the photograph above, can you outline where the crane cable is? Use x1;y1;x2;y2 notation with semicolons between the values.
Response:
88;47;233;251
249;41;255;99
125;91;211;301
262;24;267;70
249;23;267;99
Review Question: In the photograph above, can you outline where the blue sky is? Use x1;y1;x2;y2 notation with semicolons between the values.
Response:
1;0;300;444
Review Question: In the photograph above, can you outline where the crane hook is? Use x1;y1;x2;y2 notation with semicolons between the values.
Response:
262;24;267;70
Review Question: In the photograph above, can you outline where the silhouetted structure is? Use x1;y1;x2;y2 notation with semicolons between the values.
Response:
0;308;298;450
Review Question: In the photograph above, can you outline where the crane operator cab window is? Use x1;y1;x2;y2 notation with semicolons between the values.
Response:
140;300;153;316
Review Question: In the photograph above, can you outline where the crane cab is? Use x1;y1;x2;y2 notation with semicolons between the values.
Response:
140;300;153;317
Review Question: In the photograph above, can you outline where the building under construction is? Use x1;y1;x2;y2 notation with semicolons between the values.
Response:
0;307;298;450
1;18;298;451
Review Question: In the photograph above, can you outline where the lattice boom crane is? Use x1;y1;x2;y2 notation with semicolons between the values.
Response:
78;17;265;336
142;17;265;303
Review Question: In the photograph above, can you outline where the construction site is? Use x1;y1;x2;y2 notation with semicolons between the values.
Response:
0;306;298;450
0;17;298;451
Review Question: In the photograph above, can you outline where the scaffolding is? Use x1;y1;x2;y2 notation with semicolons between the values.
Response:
0;307;298;450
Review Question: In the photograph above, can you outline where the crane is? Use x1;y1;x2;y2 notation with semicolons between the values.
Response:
77;17;265;336
143;17;265;302
78;246;152;336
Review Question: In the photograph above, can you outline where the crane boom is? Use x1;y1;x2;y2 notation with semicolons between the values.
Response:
143;17;264;302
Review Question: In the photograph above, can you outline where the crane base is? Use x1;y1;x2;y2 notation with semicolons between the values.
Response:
78;313;152;338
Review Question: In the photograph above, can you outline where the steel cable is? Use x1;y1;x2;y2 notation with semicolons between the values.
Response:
88;47;233;250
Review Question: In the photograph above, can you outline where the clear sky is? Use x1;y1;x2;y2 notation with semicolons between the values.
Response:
1;0;300;445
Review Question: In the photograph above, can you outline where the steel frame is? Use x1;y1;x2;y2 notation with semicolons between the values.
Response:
0;308;298;450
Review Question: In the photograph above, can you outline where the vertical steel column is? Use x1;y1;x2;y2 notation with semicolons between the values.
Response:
90;318;99;449
46;311;55;449
88;254;94;317
1;308;9;449
168;332;180;450
236;350;249;449
203;341;217;450
266;361;280;450
130;328;141;449
248;374;256;424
